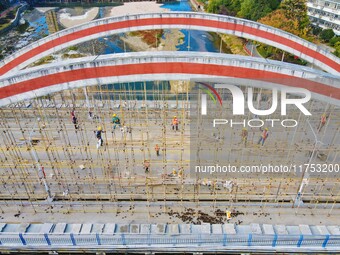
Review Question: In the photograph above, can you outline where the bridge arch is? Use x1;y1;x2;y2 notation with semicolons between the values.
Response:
0;12;339;76
0;52;339;107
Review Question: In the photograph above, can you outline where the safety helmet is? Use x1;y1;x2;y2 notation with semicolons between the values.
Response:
97;126;102;131
174;116;177;118
265;128;268;131
242;127;247;130
113;114;116;117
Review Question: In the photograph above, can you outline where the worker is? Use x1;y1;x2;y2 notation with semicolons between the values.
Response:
318;113;327;132
258;127;269;146
178;168;183;178
155;144;160;156
123;100;129;110
144;160;150;173
172;116;179;131
95;126;104;148
226;210;232;220
165;169;177;178
172;169;177;176
112;114;121;130
241;127;248;147
72;115;78;130
70;110;78;130
71;109;75;118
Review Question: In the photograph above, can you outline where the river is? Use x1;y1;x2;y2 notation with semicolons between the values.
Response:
98;0;224;54
161;0;223;53
0;1;225;101
0;1;226;57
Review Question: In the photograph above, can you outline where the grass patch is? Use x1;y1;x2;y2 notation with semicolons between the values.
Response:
68;46;78;51
62;53;85;59
257;46;271;58
130;30;164;47
0;6;19;31
31;55;55;66
0;22;10;30
221;34;247;55
17;21;29;33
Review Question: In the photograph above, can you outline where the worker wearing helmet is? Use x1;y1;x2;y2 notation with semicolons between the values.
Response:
257;127;269;146
155;144;160;156
112;114;121;130
168;169;177;177
95;126;104;148
318;113;328;133
172;116;179;131
241;127;248;147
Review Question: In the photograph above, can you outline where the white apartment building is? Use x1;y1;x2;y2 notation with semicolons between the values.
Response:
307;0;340;35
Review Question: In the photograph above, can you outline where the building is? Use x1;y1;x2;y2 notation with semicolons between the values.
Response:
307;0;340;35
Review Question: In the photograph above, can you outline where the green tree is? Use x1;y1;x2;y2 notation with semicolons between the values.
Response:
333;41;340;57
238;0;279;21
206;0;241;15
329;36;340;46
206;0;222;13
312;26;322;35
259;0;311;39
230;0;241;14
320;29;335;42
280;0;310;30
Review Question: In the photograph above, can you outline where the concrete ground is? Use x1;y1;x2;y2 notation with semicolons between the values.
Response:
0;90;339;226
1;202;339;226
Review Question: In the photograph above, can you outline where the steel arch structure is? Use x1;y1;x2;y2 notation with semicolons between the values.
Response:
0;52;339;107
0;12;339;76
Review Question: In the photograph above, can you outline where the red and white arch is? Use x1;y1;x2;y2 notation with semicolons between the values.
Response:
0;12;339;76
0;52;339;107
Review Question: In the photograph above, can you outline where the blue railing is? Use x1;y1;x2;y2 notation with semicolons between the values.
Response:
1;233;339;249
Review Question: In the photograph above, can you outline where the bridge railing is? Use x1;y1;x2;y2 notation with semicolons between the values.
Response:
1;232;339;249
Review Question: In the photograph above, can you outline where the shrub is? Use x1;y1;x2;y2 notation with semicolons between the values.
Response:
320;29;335;42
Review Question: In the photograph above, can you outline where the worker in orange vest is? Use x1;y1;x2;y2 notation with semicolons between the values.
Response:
172;116;179;131
258;127;269;146
318;113;327;132
155;144;160;156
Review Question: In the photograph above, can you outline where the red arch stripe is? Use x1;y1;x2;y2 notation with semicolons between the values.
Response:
0;63;339;101
0;17;339;76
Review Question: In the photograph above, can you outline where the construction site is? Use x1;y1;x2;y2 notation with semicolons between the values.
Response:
0;8;339;254
0;78;338;215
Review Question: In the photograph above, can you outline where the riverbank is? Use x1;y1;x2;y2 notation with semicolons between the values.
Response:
108;2;170;17
56;2;170;29
58;7;99;28
121;29;184;52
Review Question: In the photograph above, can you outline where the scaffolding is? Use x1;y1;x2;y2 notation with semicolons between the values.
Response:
0;82;339;218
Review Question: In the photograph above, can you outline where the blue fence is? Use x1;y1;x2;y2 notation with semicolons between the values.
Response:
1;233;339;248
